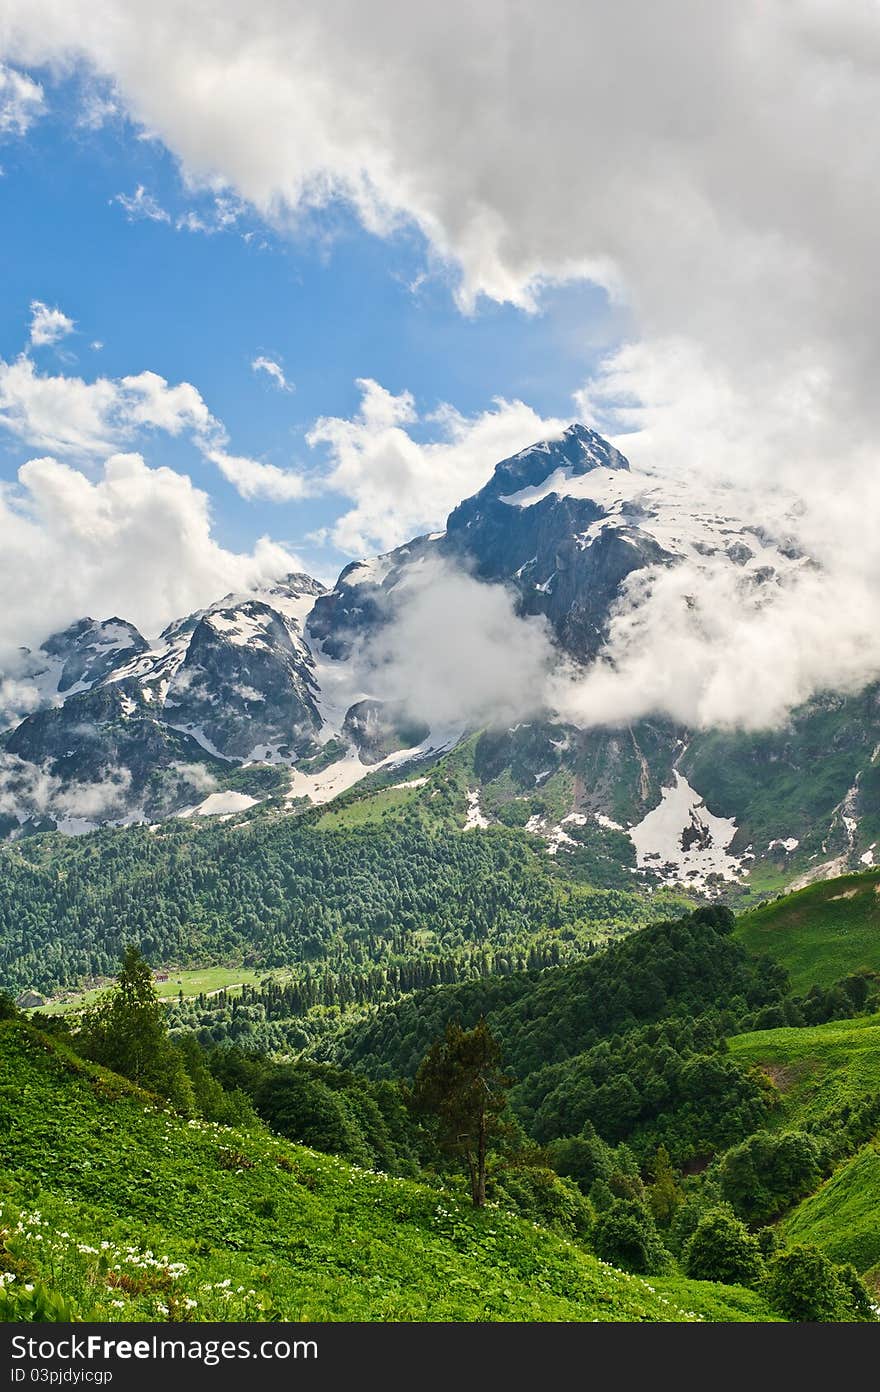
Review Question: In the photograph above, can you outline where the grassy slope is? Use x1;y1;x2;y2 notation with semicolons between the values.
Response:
783;1143;880;1277
734;869;880;990
729;1013;880;1276
728;1014;880;1129
0;1021;774;1323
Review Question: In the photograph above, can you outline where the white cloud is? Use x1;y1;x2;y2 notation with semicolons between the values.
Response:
112;184;170;223
0;752;134;827
0;346;314;515
0;355;125;456
206;447;310;502
77;85;119;129
549;554;880;733
252;355;292;392
28;300;75;348
364;555;556;730
120;369;218;437
0;62;43;135
0;675;43;728
308;378;567;554
4;4;879;450
0;451;298;657
169;761;218;794
0;356;219;457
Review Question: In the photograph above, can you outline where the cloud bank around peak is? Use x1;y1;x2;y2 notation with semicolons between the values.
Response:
362;555;557;731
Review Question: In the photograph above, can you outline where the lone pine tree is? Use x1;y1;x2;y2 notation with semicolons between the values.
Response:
412;1017;509;1207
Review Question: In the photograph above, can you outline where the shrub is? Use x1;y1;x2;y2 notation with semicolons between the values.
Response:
256;1069;373;1167
765;1245;876;1322
592;1198;671;1274
216;1146;255;1171
683;1207;765;1287
494;1166;594;1239
0;990;19;1021
548;1129;614;1194
719;1130;822;1222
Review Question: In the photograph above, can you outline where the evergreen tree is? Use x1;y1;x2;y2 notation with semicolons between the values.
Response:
411;1018;510;1206
647;1144;683;1226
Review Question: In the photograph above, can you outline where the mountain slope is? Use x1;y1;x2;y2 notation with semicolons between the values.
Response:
734;868;880;989
0;576;325;833
783;1143;880;1280
0;1019;774;1322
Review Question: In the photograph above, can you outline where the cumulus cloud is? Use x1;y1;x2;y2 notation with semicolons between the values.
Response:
0;335;311;657
308;378;567;554
3;5;878;445
0;355;220;457
0;61;43;134
252;355;293;392
29;300;75;348
363;555;556;730
0;451;298;658
206;446;309;502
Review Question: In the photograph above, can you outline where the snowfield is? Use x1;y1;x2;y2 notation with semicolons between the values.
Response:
628;772;744;890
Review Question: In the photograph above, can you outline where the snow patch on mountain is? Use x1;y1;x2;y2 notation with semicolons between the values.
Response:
464;789;489;830
768;837;799;853
501;462;803;591
628;772;744;890
179;790;259;818
286;722;461;808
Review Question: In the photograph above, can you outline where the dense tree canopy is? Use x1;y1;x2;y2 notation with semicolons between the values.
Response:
0;817;684;994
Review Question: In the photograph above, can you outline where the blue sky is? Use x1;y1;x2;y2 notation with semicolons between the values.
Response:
2;70;619;583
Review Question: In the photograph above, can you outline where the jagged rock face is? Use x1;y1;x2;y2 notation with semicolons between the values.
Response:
307;536;439;660
342;698;430;765
1;680;218;830
446;424;662;660
160;599;322;761
41;618;148;695
0;575;328;833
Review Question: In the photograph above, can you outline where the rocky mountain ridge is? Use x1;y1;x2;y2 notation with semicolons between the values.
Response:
0;425;876;896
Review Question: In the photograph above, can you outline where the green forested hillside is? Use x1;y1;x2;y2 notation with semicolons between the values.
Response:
0;1019;774;1323
0;815;690;997
323;898;880;1297
328;906;791;1083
